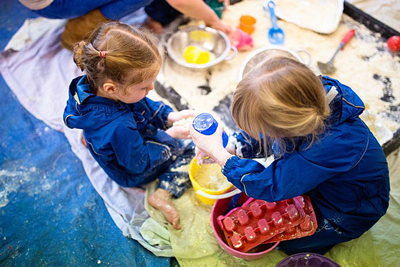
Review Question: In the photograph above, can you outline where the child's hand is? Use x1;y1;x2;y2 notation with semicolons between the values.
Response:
195;147;216;165
190;123;224;155
190;123;232;166
219;0;230;10
225;135;237;155
167;110;197;126
208;21;232;35
165;125;191;139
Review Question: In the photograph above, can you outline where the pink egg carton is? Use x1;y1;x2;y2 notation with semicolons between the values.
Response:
217;195;317;253
265;196;317;243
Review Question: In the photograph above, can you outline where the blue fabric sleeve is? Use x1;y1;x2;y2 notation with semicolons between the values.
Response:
112;123;172;176
144;97;173;130
232;131;273;158
222;153;339;202
232;131;263;158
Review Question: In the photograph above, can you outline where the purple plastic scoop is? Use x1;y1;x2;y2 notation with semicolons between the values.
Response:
276;253;341;267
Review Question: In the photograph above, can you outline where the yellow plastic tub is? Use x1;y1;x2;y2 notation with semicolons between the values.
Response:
189;158;241;205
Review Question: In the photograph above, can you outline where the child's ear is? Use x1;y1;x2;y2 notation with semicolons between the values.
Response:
103;81;117;94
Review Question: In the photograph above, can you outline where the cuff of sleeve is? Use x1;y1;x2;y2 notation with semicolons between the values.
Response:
222;155;240;175
161;105;173;128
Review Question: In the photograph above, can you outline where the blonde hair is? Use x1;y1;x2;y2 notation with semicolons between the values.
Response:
73;21;161;92
232;57;330;156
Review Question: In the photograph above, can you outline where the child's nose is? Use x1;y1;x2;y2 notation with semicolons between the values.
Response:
147;83;155;91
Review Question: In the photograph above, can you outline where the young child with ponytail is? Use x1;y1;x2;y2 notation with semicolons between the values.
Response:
64;22;196;230
190;56;390;254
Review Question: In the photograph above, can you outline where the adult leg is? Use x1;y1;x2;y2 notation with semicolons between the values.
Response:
144;0;182;33
33;0;152;19
33;0;115;19
99;0;154;20
37;0;153;50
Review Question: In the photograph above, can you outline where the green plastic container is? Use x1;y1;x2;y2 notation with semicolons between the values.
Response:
206;0;225;18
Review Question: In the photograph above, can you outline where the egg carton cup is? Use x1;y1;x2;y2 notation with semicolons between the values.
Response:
218;195;317;252
264;197;316;243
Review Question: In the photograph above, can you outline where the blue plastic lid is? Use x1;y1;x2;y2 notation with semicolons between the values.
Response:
193;113;229;148
193;113;218;135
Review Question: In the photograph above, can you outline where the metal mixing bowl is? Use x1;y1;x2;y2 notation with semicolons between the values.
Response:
238;45;311;80
165;25;237;70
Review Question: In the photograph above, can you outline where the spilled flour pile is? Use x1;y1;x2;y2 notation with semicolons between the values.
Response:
162;0;400;145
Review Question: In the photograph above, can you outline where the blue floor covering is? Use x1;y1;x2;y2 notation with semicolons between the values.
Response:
0;1;173;266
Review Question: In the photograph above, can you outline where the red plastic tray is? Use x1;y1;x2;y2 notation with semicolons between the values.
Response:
217;196;315;252
265;196;317;243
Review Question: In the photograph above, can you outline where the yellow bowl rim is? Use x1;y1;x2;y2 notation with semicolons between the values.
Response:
189;157;233;194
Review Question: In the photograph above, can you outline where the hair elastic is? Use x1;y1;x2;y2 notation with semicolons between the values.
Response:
99;50;106;58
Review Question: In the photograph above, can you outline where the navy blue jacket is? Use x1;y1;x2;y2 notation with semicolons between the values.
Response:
63;76;180;187
223;76;390;238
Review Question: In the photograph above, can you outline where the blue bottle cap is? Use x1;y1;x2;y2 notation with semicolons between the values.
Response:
193;113;229;148
193;113;218;135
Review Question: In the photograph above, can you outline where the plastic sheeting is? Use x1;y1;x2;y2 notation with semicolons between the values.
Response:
0;75;171;266
1;0;400;266
159;150;400;266
0;2;172;265
143;153;400;266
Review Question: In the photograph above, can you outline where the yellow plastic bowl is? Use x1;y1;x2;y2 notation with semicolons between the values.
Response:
189;157;233;205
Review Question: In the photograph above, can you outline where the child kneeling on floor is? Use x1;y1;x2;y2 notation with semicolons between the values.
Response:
190;56;390;254
64;22;196;230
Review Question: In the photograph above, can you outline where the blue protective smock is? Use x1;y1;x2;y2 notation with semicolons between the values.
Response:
63;76;192;194
224;76;390;254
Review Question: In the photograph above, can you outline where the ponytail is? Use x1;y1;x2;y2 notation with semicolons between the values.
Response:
73;41;88;71
72;21;161;91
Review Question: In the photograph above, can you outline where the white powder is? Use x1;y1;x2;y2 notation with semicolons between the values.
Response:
0;167;55;208
275;0;342;34
173;117;194;128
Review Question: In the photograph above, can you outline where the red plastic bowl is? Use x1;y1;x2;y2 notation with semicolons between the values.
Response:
211;194;279;260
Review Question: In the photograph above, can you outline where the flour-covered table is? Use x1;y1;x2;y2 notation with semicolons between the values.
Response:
154;0;400;156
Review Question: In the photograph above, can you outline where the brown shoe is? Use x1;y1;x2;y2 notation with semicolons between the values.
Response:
61;9;111;50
